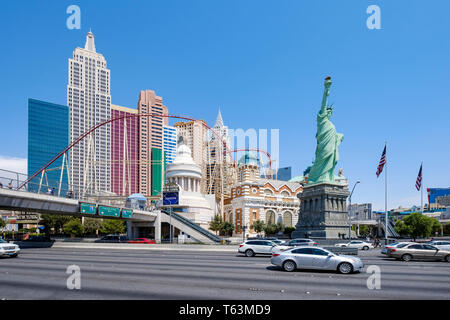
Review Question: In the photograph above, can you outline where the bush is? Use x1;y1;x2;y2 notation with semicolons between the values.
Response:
219;221;234;236
63;219;84;238
394;212;442;241
101;219;126;235
251;220;265;235
284;226;296;236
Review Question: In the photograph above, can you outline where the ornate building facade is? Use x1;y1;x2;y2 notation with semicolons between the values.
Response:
224;153;303;238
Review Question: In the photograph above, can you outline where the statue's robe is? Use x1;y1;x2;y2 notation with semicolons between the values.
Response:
308;109;343;184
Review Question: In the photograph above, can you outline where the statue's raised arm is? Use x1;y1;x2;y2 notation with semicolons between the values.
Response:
320;76;332;114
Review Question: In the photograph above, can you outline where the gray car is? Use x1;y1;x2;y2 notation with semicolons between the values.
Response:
271;246;364;274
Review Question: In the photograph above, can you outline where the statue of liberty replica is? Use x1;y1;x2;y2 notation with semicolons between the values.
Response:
292;77;350;239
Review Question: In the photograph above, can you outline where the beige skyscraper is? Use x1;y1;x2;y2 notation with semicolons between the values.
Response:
174;120;208;193
67;31;111;195
137;90;168;197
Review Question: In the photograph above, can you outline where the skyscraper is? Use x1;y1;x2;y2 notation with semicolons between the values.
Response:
67;31;111;195
27;99;69;194
137;90;168;197
174;120;208;193
163;125;177;164
206;109;232;196
111;104;139;196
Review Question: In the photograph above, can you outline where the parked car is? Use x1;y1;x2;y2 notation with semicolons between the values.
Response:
238;240;278;257
0;239;20;258
274;238;318;252
95;235;127;243
386;243;450;262
381;241;415;254
247;237;286;245
427;240;450;251
271;246;364;274
127;238;156;244
335;240;374;250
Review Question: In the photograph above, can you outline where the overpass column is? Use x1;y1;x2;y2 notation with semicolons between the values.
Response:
155;210;161;243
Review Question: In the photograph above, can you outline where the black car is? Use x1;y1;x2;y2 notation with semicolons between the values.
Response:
94;235;127;243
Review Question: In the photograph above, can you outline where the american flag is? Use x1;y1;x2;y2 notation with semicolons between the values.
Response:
415;164;422;191
376;145;386;177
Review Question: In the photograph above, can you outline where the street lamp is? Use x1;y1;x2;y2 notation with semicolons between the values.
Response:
348;180;360;240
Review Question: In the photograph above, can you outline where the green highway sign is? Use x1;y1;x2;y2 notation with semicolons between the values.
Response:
121;209;133;218
80;203;96;215
98;206;120;217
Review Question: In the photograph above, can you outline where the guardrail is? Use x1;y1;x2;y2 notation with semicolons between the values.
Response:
324;246;359;255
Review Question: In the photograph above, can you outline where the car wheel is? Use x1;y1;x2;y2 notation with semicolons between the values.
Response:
282;260;296;272
338;262;353;274
445;255;450;263
245;249;255;257
363;246;369;251
401;254;412;262
10;253;18;258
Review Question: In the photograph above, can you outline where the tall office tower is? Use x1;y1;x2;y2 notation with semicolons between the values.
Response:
137;90;168;197
206;109;232;196
111;104;139;196
27;99;69;194
67;31;111;195
173;120;208;193
163;125;177;164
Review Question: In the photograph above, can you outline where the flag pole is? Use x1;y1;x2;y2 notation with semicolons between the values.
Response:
421;162;423;214
385;142;388;245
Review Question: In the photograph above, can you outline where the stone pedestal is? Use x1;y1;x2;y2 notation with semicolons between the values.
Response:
292;182;350;239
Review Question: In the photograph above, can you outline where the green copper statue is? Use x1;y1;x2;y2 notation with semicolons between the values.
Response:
307;76;344;184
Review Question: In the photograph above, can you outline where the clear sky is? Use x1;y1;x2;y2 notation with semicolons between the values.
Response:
0;0;449;210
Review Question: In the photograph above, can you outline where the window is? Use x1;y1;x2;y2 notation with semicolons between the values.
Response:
292;248;313;254
311;248;329;256
408;244;423;249
423;245;437;250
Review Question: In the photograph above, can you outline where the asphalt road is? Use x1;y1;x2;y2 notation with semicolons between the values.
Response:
0;247;449;299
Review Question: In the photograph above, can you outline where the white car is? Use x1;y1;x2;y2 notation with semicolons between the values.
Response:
427;240;450;251
271;246;364;274
0;239;20;258
335;240;374;250
238;240;278;257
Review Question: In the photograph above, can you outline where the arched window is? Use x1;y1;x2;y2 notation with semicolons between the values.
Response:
264;189;274;195
283;211;293;227
266;210;276;224
281;190;290;197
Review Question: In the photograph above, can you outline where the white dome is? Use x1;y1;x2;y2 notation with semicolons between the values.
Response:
166;142;202;179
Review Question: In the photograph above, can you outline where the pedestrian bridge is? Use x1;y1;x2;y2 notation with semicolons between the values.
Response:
0;188;221;244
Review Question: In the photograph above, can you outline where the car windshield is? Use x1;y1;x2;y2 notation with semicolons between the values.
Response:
0;239;6;243
396;243;409;248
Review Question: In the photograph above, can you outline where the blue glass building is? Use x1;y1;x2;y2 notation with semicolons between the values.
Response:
27;99;69;193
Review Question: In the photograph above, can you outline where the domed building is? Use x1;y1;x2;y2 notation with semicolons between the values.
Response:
223;152;303;238
164;139;215;229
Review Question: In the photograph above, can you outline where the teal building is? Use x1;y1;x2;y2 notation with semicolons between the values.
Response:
27;99;69;193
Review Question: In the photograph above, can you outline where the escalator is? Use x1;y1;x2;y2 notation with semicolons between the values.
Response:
160;209;222;243
379;216;400;238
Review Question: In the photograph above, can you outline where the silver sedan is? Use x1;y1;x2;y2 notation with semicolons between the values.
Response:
271;246;364;274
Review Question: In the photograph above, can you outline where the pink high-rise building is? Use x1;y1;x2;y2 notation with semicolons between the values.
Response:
137;90;168;197
111;104;139;196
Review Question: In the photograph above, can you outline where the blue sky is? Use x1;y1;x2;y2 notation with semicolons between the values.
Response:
0;0;449;210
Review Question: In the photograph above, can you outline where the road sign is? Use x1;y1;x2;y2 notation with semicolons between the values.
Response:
80;203;96;214
98;206;120;217
163;192;179;205
121;209;133;219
